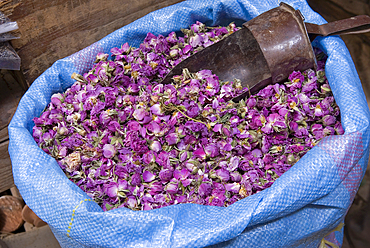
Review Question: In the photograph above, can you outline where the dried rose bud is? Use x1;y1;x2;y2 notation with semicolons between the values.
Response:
143;171;156;183
103;144;116;159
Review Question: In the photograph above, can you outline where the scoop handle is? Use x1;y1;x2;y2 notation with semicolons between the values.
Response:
305;15;370;37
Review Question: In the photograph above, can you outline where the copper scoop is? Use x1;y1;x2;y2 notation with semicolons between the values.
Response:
161;2;370;101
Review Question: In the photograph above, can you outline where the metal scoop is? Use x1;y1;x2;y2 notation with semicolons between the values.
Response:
161;2;370;101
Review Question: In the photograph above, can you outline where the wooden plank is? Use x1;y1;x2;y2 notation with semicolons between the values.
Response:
307;0;370;109
0;140;14;193
10;186;22;199
0;127;8;144
10;0;184;86
0;0;22;17
308;0;369;23
0;69;25;132
2;225;61;248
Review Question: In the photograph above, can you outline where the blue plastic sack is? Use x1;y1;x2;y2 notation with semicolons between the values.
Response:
8;0;370;247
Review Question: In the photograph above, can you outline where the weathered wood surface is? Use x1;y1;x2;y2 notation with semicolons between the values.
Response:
2;225;61;248
0;70;24;133
0;141;14;193
308;0;370;109
0;69;24;193
2;0;183;193
0;127;8;144
0;67;25;192
10;0;184;86
307;2;370;247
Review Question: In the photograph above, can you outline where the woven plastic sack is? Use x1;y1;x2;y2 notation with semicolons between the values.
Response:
8;0;370;247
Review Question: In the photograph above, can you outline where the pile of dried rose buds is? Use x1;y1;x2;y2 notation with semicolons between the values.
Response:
32;22;343;211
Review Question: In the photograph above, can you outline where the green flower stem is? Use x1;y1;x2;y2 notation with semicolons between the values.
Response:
173;106;211;129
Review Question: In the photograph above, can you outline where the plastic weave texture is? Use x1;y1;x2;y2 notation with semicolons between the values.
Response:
8;0;370;247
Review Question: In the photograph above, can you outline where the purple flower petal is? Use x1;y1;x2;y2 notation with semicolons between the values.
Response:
149;140;162;152
216;169;230;182
311;123;324;139
131;173;142;186
322;115;336;126
118;180;128;191
159;169;173;182
189;33;203;47
204;144;219;158
186;101;200;118
198;183;212;197
213;123;222;133
143;202;152;211
143;171;156;182
50;93;64;106
103;144;117;159
173;168;190;180
225;183;241;194
105;182;118;198
149;181;163;194
229;157;239;171
143;150;156;165
230;171;242;182
181;179;192;187
334;121;344;135
166;133;179;145
133;108;148;121
126;196;138;209
165;182;178;194
193;146;206;160
146;121;161;135
150;104;164;116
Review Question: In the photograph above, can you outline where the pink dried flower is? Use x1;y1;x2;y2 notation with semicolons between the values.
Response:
32;23;341;212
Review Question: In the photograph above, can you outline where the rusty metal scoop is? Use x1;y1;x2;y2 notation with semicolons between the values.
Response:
161;2;370;101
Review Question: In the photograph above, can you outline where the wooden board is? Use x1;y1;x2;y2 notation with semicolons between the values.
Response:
0;140;14;193
0;68;24;193
10;0;184;86
2;225;61;248
307;0;370;109
0;69;25;133
0;127;8;144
